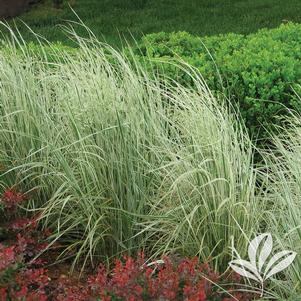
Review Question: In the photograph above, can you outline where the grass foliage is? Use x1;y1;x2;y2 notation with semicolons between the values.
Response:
0;29;262;271
262;108;301;296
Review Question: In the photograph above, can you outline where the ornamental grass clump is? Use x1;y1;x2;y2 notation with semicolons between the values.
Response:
262;107;301;297
0;26;262;270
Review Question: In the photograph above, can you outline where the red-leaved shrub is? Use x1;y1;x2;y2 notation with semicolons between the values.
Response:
1;189;26;212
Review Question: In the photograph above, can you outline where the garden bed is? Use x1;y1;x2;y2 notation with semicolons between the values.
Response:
0;27;300;300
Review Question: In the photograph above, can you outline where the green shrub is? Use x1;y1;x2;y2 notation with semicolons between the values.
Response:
0;40;76;62
131;23;301;138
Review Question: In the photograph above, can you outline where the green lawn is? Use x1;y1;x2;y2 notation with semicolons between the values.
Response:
3;0;301;47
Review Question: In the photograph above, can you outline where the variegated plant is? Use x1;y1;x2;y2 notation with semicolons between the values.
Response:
229;233;296;296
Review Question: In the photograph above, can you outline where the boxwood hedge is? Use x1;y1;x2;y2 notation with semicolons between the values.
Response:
131;23;301;138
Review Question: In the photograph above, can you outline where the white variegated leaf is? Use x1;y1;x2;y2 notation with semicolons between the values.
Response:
229;259;262;283
264;251;296;280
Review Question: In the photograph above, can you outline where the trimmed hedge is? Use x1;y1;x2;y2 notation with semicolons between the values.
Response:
131;23;301;137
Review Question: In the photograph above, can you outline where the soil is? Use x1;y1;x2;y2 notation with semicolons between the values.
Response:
0;0;42;19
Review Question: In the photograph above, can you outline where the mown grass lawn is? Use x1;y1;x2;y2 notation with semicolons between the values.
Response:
4;0;301;47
